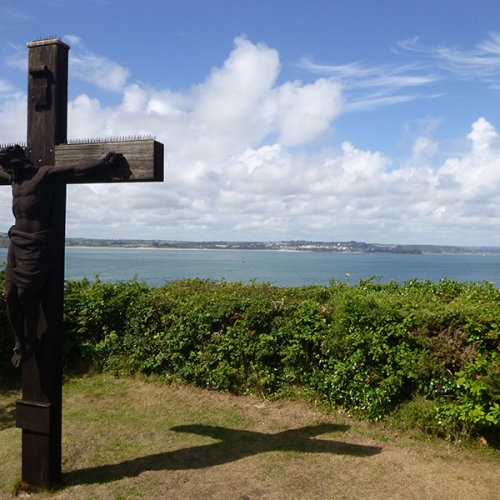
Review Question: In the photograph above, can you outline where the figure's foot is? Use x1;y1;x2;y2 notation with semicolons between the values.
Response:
11;338;40;367
11;347;23;368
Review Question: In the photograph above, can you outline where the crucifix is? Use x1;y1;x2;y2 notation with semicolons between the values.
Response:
0;38;163;491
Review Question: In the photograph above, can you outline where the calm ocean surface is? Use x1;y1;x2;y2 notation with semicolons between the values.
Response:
0;248;500;286
1;247;498;288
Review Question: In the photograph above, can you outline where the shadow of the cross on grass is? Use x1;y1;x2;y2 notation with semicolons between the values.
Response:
64;423;382;486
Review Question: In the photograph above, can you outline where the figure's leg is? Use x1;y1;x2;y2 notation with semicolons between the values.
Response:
5;280;26;367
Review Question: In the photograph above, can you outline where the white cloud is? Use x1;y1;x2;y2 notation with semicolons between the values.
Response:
411;137;438;164
195;37;279;123
5;42;26;72
0;80;15;93
68;94;109;138
275;78;342;146
300;58;439;112
397;33;500;86
438;118;500;200
0;93;26;144
68;38;130;92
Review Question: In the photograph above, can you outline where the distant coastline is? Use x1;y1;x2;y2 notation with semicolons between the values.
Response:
63;238;500;254
0;233;498;254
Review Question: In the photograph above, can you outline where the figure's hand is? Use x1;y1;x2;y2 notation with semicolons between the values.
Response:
104;152;124;166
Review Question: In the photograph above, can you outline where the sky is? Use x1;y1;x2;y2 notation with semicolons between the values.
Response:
2;1;500;246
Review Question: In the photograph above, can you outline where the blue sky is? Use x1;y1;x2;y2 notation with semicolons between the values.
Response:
2;0;500;245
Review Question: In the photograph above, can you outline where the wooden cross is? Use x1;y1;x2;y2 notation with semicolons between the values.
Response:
0;38;163;491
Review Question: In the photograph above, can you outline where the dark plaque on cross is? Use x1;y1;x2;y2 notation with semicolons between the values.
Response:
0;38;163;491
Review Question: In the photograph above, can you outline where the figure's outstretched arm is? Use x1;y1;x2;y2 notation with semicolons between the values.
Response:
44;153;124;180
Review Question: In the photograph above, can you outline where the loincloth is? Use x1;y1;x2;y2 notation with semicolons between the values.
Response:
6;227;55;291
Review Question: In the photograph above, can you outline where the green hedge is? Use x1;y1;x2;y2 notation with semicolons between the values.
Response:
1;271;499;443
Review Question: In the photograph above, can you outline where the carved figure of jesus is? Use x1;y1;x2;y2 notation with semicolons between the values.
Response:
0;145;124;367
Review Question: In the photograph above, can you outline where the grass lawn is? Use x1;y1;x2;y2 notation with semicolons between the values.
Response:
1;374;499;499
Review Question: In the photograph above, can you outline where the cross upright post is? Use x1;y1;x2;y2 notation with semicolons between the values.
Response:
17;37;69;490
0;38;163;491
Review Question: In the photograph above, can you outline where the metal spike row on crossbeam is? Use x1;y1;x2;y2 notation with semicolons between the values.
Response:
1;136;155;147
35;36;61;42
0;142;27;149
66;134;156;144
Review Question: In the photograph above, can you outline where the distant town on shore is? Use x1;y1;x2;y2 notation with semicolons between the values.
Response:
0;233;499;254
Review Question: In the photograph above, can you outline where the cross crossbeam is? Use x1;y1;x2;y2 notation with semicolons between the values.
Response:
56;138;164;183
0;139;164;185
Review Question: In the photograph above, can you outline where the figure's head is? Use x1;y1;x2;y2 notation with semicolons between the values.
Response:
0;145;26;161
0;145;35;174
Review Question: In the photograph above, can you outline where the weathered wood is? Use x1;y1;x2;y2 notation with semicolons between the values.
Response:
15;37;69;491
55;139;164;182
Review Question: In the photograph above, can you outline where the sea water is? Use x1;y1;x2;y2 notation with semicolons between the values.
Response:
32;248;500;287
0;247;499;288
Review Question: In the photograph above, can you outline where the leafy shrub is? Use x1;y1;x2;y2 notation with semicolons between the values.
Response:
436;351;500;439
2;270;499;443
63;277;149;369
